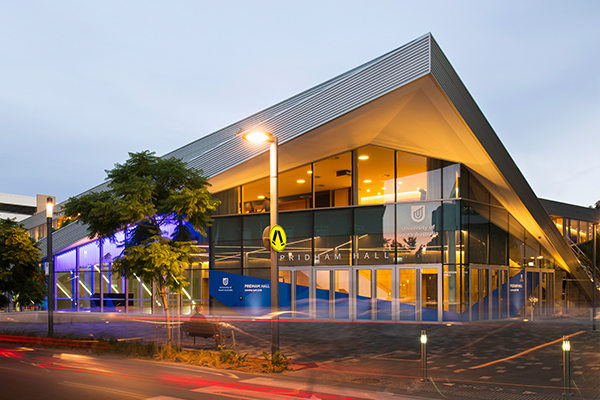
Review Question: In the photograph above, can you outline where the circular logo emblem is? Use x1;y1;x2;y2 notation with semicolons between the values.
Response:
269;225;287;252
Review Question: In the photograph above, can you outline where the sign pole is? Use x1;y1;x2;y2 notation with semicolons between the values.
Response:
270;136;279;358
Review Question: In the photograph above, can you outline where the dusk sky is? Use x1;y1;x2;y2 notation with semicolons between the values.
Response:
1;1;598;208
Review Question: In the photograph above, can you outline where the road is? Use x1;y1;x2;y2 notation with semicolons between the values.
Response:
0;344;433;400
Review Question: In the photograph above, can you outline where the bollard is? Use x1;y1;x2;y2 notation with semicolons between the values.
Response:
562;336;572;396
420;330;428;382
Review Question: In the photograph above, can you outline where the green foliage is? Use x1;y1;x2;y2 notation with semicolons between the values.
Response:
261;350;291;373
63;150;219;303
219;349;249;365
0;219;46;308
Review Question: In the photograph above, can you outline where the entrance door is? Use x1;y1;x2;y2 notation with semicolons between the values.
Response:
398;268;417;321
471;265;508;321
398;265;441;322
334;269;350;319
282;265;441;321
420;268;439;321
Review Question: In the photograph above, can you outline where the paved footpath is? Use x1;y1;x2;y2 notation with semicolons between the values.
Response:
1;312;598;400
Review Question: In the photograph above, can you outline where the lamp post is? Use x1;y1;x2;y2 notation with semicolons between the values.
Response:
420;330;428;381
593;223;597;331
46;197;54;338
562;336;572;396
243;130;279;357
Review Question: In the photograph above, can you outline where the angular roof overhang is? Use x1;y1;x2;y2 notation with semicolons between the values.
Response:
38;34;583;283
205;35;579;274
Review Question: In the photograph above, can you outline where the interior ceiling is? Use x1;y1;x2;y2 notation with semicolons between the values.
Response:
209;75;566;268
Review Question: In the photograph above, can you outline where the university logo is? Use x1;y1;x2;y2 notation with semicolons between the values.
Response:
411;205;426;223
222;278;229;286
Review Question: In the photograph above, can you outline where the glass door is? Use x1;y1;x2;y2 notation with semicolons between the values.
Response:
294;269;310;318
421;268;439;321
375;269;393;320
398;268;417;321
315;270;331;318
356;269;373;320
334;269;350;319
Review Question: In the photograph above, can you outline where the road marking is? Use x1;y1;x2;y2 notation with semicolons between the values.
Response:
145;397;185;400
59;381;146;398
193;387;296;400
240;377;387;399
468;331;585;370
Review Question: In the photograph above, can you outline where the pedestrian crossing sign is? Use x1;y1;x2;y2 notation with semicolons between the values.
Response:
269;225;286;252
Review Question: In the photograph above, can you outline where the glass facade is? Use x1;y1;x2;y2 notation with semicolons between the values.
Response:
551;215;595;244
208;145;556;322
47;145;558;322
51;224;209;315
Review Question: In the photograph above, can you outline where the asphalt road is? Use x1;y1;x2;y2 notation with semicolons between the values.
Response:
0;344;437;400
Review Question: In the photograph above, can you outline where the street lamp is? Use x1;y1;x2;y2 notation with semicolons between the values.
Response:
46;197;54;338
593;223;597;331
243;130;279;357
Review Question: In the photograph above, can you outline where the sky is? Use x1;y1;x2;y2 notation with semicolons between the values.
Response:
1;1;598;208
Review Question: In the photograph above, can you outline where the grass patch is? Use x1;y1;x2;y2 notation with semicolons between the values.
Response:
0;328;290;373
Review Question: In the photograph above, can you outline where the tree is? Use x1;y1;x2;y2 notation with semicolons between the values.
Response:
0;219;46;309
63;151;219;345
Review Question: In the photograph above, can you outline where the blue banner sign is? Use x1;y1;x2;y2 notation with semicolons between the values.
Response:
210;270;291;317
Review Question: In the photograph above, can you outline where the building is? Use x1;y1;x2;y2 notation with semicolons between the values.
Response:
0;193;54;223
30;33;598;321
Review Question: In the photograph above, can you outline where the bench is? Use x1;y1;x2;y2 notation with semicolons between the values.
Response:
182;316;235;349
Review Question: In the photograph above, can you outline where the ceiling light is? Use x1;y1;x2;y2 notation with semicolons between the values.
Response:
258;196;265;199
363;179;372;183
307;170;313;174
297;179;305;183
358;155;369;160
397;181;402;185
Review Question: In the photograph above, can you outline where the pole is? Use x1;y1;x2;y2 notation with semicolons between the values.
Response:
593;223;597;331
46;198;54;338
420;330;427;381
562;336;572;396
270;136;279;357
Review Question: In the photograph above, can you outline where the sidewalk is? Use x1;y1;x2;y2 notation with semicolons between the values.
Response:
1;312;598;400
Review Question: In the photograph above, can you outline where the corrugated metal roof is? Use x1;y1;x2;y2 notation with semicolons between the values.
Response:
186;34;430;175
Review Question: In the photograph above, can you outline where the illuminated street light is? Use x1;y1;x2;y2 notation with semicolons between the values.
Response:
46;197;54;338
562;336;572;396
420;330;428;381
242;130;279;358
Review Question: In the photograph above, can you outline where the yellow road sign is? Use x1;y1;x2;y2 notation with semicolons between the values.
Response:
269;225;286;252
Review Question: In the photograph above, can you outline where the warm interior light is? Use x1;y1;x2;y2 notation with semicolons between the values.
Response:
397;181;402;185
258;195;265;199
307;170;313;174
297;179;305;184
46;197;53;218
243;130;272;143
363;179;372;183
358;155;369;160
